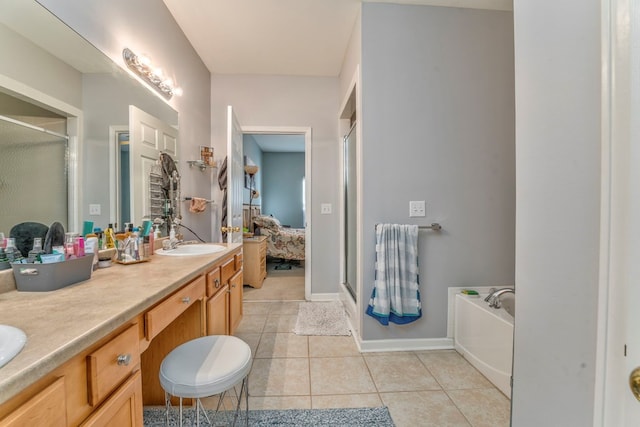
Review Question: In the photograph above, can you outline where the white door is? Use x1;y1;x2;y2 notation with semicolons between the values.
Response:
129;105;178;226
598;0;640;424
225;105;243;244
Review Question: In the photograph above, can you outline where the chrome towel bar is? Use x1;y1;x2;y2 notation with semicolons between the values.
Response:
375;223;442;231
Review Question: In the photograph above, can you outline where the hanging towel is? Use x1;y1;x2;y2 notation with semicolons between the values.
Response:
366;224;421;326
189;197;208;213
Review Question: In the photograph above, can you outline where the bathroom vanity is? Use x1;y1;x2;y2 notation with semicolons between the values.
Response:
0;244;242;426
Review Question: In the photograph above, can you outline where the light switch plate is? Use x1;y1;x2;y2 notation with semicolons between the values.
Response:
409;200;426;217
321;203;332;214
89;204;101;216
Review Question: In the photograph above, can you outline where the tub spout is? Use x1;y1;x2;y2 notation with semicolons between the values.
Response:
484;287;514;309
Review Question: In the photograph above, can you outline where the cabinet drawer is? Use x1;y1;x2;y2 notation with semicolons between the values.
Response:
206;267;222;298
145;276;205;341
220;257;236;283
87;325;140;407
81;370;143;427
0;377;66;426
235;253;243;270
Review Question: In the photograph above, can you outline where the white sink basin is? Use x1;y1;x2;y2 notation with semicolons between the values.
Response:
156;244;227;257
0;325;27;369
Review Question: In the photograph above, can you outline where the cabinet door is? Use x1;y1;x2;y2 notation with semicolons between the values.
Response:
228;270;243;335
206;284;229;335
81;371;143;427
0;377;66;427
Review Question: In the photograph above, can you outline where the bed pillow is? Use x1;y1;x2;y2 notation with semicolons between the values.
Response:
253;215;281;230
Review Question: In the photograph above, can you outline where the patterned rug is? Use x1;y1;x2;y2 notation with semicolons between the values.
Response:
293;301;351;336
143;406;394;426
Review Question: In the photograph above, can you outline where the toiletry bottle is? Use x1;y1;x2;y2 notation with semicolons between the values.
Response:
65;232;77;259
85;235;99;270
27;237;44;262
75;235;85;257
148;229;155;255
5;238;22;262
105;224;116;249
0;232;5;249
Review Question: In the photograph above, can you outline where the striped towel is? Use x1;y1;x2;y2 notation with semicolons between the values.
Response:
366;224;421;325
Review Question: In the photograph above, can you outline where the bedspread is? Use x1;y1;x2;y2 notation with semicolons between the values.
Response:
253;215;305;261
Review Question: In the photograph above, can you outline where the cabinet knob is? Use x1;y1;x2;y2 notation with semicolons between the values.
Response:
182;296;191;304
117;354;132;366
215;279;220;288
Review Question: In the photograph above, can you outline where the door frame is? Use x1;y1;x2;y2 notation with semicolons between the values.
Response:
594;0;636;423
338;66;362;340
241;125;312;300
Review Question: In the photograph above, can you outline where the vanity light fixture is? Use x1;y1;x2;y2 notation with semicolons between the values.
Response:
122;48;182;100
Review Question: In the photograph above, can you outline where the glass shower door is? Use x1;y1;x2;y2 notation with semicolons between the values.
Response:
343;124;357;301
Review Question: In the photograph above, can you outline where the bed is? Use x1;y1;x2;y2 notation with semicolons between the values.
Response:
252;215;305;261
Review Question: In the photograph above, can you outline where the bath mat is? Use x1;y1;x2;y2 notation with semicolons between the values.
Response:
293;301;351;336
143;406;394;426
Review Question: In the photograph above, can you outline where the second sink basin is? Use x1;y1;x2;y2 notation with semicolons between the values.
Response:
0;325;27;369
155;243;227;257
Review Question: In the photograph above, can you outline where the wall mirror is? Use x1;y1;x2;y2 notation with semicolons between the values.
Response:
0;0;178;236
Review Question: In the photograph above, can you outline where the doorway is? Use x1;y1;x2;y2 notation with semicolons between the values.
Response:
241;126;312;300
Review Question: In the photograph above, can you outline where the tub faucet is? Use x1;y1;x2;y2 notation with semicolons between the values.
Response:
484;287;515;309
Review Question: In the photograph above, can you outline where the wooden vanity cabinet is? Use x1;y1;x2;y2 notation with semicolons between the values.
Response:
242;236;266;288
206;249;243;335
206;266;229;335
0;248;242;426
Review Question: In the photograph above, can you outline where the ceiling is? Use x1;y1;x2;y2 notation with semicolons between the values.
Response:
247;133;305;153
163;0;513;77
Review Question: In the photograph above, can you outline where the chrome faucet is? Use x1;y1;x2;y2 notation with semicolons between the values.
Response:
484;287;515;309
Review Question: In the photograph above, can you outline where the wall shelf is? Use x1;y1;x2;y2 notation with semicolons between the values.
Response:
186;160;216;171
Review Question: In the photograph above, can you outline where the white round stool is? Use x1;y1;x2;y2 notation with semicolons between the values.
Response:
159;335;252;426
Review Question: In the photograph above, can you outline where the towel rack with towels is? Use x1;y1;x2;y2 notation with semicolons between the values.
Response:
375;223;442;231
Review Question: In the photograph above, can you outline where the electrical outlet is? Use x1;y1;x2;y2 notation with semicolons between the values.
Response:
89;204;101;216
409;201;426;217
321;203;332;214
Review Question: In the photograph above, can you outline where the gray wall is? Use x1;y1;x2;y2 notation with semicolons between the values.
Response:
262;152;305;228
360;4;515;340
211;75;340;295
38;0;213;240
512;0;601;424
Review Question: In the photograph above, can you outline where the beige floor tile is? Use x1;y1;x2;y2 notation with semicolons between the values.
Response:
235;314;267;334
416;350;492;390
244;275;305;301
310;356;377;395
364;353;441;392
233;333;261;358
447;388;510;427
249;358;310;396
248;396;311;410
242;302;273;315
263;314;298;332
255;333;308;358
381;391;471;427
268;301;302;315
311;393;382;409
309;336;360;357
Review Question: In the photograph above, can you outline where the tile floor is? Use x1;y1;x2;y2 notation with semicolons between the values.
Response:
234;300;511;427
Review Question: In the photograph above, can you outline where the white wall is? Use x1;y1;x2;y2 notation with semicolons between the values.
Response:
360;3;515;341
211;75;340;294
512;1;601;424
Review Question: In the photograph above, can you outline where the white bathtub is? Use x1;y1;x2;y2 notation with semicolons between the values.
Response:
454;292;514;397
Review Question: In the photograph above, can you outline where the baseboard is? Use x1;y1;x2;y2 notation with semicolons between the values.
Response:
357;337;454;353
307;292;340;301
